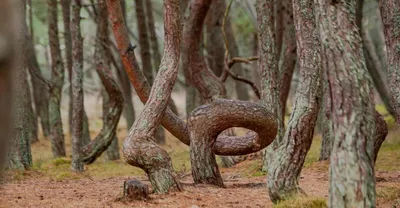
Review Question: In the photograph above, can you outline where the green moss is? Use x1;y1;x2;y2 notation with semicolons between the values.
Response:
375;104;396;129
274;196;327;208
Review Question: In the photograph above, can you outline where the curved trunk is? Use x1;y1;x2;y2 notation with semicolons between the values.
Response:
188;99;277;186
104;88;121;161
120;0;183;193
48;0;66;158
315;0;376;206
267;0;322;202
82;0;123;164
378;0;400;125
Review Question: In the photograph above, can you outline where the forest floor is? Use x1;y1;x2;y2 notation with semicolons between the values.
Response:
1;96;399;207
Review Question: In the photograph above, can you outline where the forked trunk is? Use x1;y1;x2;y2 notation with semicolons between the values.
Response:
267;0;322;202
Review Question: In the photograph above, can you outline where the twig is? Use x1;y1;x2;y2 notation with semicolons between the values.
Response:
227;69;261;99
227;56;258;68
222;0;234;58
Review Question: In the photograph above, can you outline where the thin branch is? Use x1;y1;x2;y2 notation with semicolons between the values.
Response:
228;56;258;68
222;0;234;58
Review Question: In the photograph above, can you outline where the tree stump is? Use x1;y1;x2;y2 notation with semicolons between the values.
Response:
123;180;149;201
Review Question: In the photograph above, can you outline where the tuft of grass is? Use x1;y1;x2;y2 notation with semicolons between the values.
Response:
274;196;327;208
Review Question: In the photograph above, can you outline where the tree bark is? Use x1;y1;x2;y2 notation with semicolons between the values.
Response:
70;0;84;172
8;0;33;169
315;0;376;206
267;0;322;202
26;75;38;143
378;0;400;124
120;0;183;193
257;0;285;172
81;0;123;164
319;81;333;161
48;0;66;158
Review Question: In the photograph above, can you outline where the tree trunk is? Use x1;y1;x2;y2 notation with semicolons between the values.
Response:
118;0;135;129
81;0;123;164
278;0;296;118
118;0;183;193
267;0;322;202
26;33;51;138
0;0;14;170
70;0;84;172
257;0;285;172
378;0;400;124
104;87;120;161
48;0;66;158
61;0;91;145
315;0;376;206
8;0;33;169
319;81;333;161
26;76;38;143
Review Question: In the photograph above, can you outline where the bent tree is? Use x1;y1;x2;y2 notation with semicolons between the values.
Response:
315;0;376;206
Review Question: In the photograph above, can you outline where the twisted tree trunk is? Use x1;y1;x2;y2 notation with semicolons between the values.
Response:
267;0;322;202
120;0;183;193
81;0;123;164
315;0;376;206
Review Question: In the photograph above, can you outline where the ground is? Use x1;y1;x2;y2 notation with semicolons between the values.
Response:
1;96;399;207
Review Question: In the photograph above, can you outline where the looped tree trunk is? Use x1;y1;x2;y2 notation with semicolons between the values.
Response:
188;99;277;186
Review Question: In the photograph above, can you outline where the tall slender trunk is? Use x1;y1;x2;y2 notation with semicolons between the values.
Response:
70;0;84;172
315;0;376;206
319;80;333;161
61;0;91;145
257;0;285;172
48;0;66;158
267;0;322;202
8;0;33;169
26;76;38;143
378;0;400;124
104;85;121;161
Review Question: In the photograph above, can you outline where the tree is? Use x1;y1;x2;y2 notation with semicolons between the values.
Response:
61;0;91;145
8;0;33;169
378;0;400;124
315;0;376;206
48;0;66;158
266;0;322;202
0;0;14;171
70;0;84;172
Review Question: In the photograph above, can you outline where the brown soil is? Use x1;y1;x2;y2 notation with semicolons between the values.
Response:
1;163;398;208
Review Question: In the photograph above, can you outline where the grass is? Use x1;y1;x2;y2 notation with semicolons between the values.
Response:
377;185;400;202
274;197;327;208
